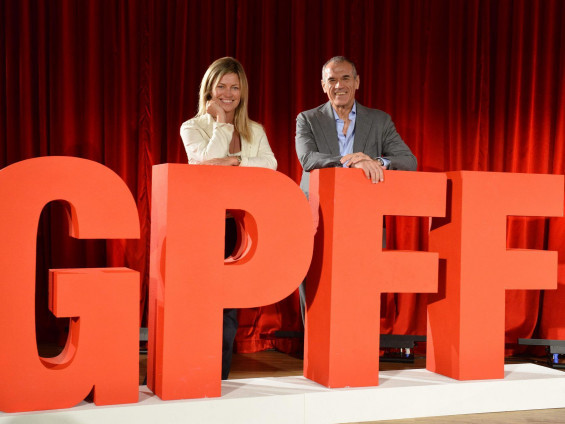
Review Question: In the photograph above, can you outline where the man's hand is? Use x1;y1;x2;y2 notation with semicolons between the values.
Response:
341;153;384;183
340;152;373;167
351;159;384;183
196;157;239;166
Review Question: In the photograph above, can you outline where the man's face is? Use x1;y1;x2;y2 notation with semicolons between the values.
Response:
321;61;360;110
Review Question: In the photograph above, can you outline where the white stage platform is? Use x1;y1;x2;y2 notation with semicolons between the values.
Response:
3;364;565;423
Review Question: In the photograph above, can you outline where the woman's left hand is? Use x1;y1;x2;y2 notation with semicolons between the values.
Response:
197;157;239;166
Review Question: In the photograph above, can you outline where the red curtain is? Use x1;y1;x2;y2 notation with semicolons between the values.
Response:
2;0;565;353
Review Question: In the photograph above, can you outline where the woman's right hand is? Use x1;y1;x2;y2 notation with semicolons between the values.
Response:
206;100;227;123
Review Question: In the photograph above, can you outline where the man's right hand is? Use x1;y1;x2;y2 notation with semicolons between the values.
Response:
340;152;373;166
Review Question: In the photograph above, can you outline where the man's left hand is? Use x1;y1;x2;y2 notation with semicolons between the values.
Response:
340;152;373;166
351;159;384;183
341;153;384;183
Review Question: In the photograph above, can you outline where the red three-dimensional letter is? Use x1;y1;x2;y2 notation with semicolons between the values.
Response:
0;157;140;412
148;165;313;400
427;171;564;380
304;168;446;388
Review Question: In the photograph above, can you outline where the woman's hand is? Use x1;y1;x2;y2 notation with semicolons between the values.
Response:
197;157;240;166
206;100;227;123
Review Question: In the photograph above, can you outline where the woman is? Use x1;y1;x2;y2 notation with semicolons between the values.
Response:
180;57;277;170
180;57;277;380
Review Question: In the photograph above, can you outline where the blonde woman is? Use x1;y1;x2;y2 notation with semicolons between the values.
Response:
181;57;277;170
180;57;277;380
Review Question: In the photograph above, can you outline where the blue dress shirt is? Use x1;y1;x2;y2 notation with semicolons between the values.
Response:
332;102;390;168
332;103;357;161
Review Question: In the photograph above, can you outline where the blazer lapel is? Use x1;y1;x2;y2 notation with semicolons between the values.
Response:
352;102;372;153
316;102;341;156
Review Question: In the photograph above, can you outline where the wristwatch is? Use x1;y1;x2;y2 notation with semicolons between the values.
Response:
376;157;385;167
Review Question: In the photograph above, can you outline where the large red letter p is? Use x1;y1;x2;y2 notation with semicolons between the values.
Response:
148;165;313;400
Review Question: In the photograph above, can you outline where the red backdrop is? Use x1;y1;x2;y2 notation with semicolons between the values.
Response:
2;0;565;353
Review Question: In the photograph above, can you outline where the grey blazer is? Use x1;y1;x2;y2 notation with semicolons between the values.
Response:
295;101;417;197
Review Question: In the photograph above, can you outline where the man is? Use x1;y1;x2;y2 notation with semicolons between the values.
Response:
295;56;417;321
296;56;417;199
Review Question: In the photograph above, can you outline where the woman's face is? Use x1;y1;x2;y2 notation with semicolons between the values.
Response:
211;73;241;115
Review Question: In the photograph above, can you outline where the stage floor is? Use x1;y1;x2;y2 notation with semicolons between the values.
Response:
3;361;565;423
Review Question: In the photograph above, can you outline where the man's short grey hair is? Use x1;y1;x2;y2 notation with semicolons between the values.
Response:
321;56;358;80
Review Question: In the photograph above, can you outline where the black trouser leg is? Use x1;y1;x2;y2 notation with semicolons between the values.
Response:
222;308;238;380
222;217;238;380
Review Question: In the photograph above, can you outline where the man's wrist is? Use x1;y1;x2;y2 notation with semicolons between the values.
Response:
375;156;390;169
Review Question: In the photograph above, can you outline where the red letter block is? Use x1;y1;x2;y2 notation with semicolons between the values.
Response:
427;171;564;380
305;168;446;388
148;165;313;400
0;157;140;412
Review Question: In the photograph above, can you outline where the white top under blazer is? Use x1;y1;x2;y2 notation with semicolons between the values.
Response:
180;114;277;170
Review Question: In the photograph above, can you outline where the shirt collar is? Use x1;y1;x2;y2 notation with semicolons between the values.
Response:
332;102;357;121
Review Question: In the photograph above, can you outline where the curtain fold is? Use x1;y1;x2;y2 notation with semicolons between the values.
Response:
2;0;564;353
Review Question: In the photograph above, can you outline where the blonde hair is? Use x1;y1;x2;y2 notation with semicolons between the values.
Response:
197;57;252;141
